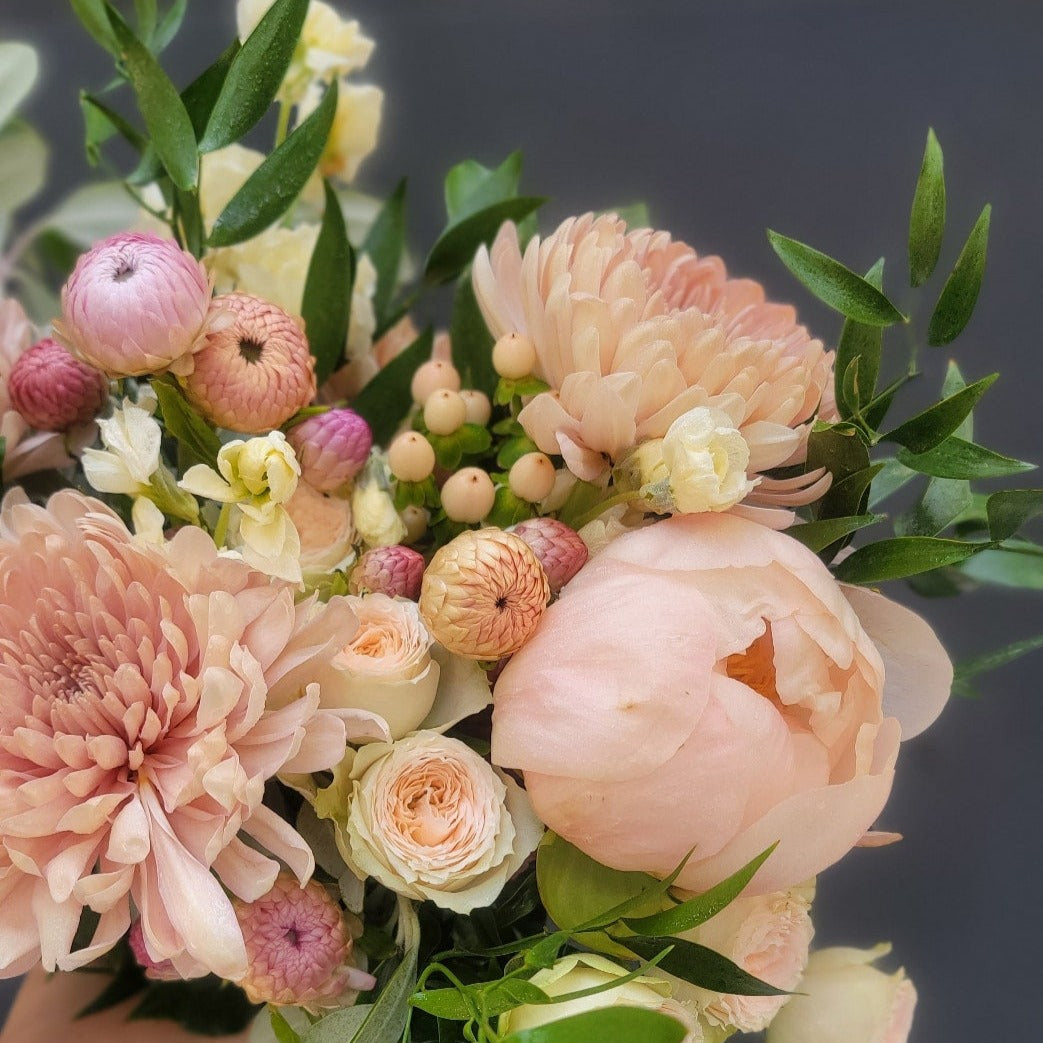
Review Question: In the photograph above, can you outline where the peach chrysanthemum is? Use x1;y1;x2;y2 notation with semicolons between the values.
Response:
180;292;317;434
0;489;361;981
473;214;833;510
419;528;550;660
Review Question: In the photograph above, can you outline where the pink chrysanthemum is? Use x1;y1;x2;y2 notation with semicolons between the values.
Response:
53;233;213;378
288;408;373;491
473;215;833;511
235;874;375;1009
0;489;362;981
181;293;317;434
511;518;588;594
349;545;425;600
8;338;108;432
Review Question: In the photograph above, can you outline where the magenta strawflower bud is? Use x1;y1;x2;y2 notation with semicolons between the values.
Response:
127;920;181;982
181;292;317;434
288;408;373;491
511;517;588;594
8;338;108;431
53;232;212;377
349;544;425;599
234;875;375;1010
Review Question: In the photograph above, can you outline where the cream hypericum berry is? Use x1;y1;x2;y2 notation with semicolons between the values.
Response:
410;358;460;404
288;408;373;491
492;332;536;380
7;339;108;432
508;452;557;503
423;389;467;435
54;233;213;378
460;389;492;426
440;467;495;524
388;431;436;483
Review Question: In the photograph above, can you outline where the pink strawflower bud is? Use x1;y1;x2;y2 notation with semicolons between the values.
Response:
7;338;108;431
511;517;589;594
181;292;317;433
234;875;375;1010
349;545;425;600
53;232;212;377
288;408;373;491
127;920;181;982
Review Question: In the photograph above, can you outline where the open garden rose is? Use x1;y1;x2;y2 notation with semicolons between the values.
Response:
492;513;952;894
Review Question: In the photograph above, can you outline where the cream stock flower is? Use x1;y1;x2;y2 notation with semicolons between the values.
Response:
301;80;383;183
81;397;162;497
352;454;407;548
315;593;440;740
318;732;543;914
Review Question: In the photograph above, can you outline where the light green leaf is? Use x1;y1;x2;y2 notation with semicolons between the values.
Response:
133;0;158;42
868;457;917;508
0;42;39;130
897;437;1035;480
70;0;118;55
881;373;997;454
153;0;188;52
208;80;338;247
350;329;433;445
986;489;1043;543
0;122;47;215
789;514;882;553
105;4;198;190
43;181;139;246
501;1007;689;1043
153;379;221;470
611;201;651;227
834;536;981;583
958;543;1043;590
269;1007;302;1043
361;178;407;330
927;204;991;345
342;946;416;1043
908;128;946;287
767;230;906;326
445;151;522;223
896;476;972;537
302;180;355;385
303;1006;370;1043
199;0;308;153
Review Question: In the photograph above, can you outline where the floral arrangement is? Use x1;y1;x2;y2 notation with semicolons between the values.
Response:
0;3;1039;1042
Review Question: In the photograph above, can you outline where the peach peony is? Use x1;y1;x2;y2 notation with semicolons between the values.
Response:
0;490;366;980
491;513;951;894
472;215;832;511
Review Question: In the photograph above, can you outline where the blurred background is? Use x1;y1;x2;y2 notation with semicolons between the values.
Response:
1;0;1041;1038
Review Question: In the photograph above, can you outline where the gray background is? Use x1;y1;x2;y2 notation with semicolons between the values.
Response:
1;0;1042;1039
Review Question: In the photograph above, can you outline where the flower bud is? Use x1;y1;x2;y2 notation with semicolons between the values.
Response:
288;408;373;491
388;431;436;483
511;517;588;594
410;358;460;404
349;545;425;600
8;338;108;431
423;388;467;435
440;467;495;523
508;452;557;503
492;332;536;379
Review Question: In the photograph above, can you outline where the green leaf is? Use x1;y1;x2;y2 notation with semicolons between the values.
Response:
199;0;309;153
181;40;240;140
986;490;1043;543
908;128;946;287
958;543;1043;590
450;275;497;398
501;1007;689;1043
835;259;885;418
623;845;777;937
868;457;917;508
105;4;198;190
129;978;260;1034
0;122;48;215
351;329;433;445
897;476;972;537
153;0;188;53
927;204;991;345
361;179;407;330
486;486;534;528
338;946;416;1043
80;92;146;165
611;201;651;227
881;373;997;454
302;180;355;385
953;633;1043;693
303;1007;370;1042
426;197;548;285
43;181;140;247
897;437;1035;480
134;0;158;43
0;42;39;130
622;936;790;997
408;988;474;1021
767;230;906;326
269;1007;303;1043
789;514;882;553
445;151;522;223
208;80;338;247
834;536;981;583
70;0;119;55
153;380;221;470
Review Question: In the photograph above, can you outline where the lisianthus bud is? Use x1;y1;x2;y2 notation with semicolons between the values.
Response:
181;292;316;433
419;528;550;659
8;338;108;431
289;408;373;491
511;517;588;594
234;874;375;1010
54;233;212;378
349;545;425;599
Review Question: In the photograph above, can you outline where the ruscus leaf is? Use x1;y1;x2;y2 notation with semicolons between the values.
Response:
908;128;946;286
361;178;407;330
789;514;883;553
350;329;433;445
834;536;981;583
986;489;1043;543
897;438;1035;480
881;373;997;454
927;204;991;345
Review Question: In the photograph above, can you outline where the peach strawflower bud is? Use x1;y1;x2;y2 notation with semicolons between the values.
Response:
7;338;108;431
388;431;436;483
492;332;536;379
349;545;425;600
411;358;460;404
234;874;375;1010
424;388;467;435
288;408;373;491
508;452;557;503
181;292;316;433
460;389;492;426
127;920;181;982
419;528;550;659
441;466;496;523
511;517;588;594
54;232;212;377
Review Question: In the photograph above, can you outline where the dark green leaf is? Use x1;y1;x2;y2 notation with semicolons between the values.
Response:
105;4;197;190
450;275;497;397
790;514;882;553
958;543;1043;590
622;936;790;997
153;379;221;469
445;151;522;223
987;489;1043;543
362;178;407;329
501;1006;688;1043
76;951;145;1017
928;204;991;345
351;329;432;445
208;79;338;247
181;40;240;140
909;128;946;287
269;1008;303;1043
835;263;884;417
71;0;118;54
897;437;1035;480
303;179;355;385
129;978;260;1034
881;373;997;454
767;230;906;326
426;197;547;285
896;477;972;537
199;0;309;152
834;536;981;583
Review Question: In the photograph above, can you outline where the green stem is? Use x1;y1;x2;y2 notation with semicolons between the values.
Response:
274;100;292;148
213;502;232;548
570;489;644;531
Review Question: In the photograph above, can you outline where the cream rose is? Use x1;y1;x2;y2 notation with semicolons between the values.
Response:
316;594;439;739
333;732;543;913
499;953;703;1040
765;944;917;1043
283;481;357;579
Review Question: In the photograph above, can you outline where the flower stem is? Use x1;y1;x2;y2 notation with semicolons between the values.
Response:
275;101;292;148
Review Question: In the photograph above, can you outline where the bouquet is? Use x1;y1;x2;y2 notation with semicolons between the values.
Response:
0;3;1039;1041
